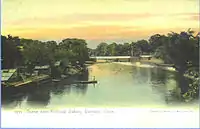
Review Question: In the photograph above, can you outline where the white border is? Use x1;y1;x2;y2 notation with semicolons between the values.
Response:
1;108;199;128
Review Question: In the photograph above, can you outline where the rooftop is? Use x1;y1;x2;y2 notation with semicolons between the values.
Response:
1;69;17;81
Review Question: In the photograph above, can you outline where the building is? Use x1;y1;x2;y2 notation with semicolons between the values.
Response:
139;55;152;60
1;69;24;83
34;61;61;75
34;65;50;75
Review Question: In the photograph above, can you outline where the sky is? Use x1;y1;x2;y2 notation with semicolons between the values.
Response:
2;0;199;48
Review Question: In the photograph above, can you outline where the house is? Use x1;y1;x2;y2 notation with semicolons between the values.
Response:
139;55;152;60
34;61;61;75
55;61;61;66
34;65;50;75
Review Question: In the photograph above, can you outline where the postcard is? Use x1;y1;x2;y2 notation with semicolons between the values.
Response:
1;0;199;128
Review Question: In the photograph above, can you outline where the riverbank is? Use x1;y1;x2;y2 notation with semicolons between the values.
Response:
2;64;86;88
88;63;113;77
113;62;176;71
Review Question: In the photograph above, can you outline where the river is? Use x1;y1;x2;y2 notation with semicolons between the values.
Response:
1;63;199;110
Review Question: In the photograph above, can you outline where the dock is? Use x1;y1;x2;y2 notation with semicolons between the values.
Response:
2;74;50;87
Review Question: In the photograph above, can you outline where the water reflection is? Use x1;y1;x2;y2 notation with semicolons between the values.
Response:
2;70;90;108
175;72;190;95
131;67;147;84
2;86;30;109
131;67;168;85
2;91;27;109
150;68;168;85
51;83;68;95
26;84;51;107
72;84;88;95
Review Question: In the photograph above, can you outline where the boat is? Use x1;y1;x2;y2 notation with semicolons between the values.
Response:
52;79;61;82
61;74;68;79
74;80;98;84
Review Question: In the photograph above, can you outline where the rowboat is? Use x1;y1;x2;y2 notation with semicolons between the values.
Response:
74;80;98;84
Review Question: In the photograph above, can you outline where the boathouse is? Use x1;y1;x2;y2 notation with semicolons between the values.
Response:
34;65;50;75
139;55;152;60
34;61;61;75
1;69;23;83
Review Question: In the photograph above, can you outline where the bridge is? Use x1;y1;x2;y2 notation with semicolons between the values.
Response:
89;55;152;62
90;56;132;60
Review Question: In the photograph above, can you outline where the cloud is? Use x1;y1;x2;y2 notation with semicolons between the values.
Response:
5;25;190;41
4;13;155;26
4;12;198;27
174;13;199;21
10;25;140;39
190;15;199;21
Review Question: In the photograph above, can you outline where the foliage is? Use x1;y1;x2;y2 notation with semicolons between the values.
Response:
95;42;108;56
1;36;89;75
107;43;117;56
1;35;23;69
58;38;89;66
148;30;199;100
94;40;150;57
183;68;200;100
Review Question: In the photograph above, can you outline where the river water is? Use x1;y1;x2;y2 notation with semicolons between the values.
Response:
1;63;199;110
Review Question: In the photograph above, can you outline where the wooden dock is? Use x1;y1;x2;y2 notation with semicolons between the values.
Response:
2;75;50;87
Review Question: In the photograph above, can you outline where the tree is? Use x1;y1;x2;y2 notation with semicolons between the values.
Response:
149;34;164;53
136;40;151;54
1;35;23;69
131;42;142;56
21;40;56;74
164;31;198;73
151;30;199;97
107;43;117;56
58;38;89;66
45;41;58;65
119;43;131;56
115;44;124;56
95;42;108;56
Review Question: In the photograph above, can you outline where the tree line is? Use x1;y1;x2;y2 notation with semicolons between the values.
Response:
1;35;89;76
90;29;199;75
89;39;151;57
